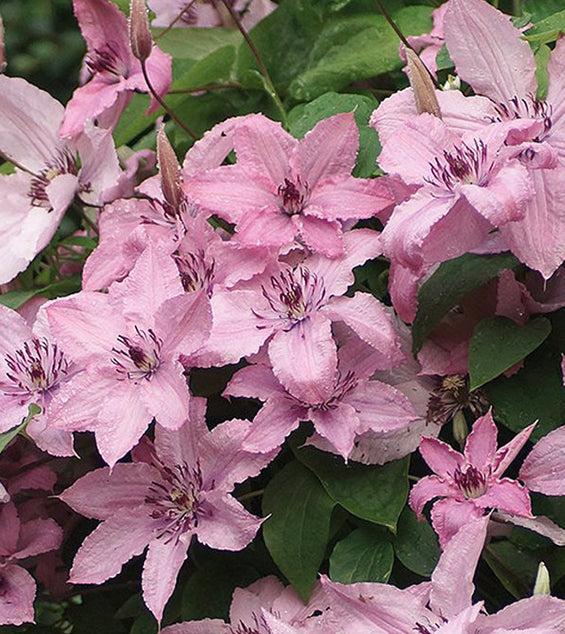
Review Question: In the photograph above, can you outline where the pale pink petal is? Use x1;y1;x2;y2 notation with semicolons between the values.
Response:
291;112;358;187
160;621;227;634
430;515;488;618
46;173;79;217
500;166;565;279
157;291;212;357
520;426;565;495
493;421;535;477
0;564;36;626
419;437;464;478
430;498;485;548
323;293;401;360
142;537;189;623
235;206;296;249
388;262;422;323
59;463;154;520
187;165;276;224
409;475;456;517
0;503;20;555
310;402;360;459
463;411;498;471
233;116;296;184
481;595;565;631
242;395;306;454
0;304;32;353
96;384;155;466
475;478;531;516
26;418;75;458
307;175;393;221
75;125;121;205
14;518;62;560
72;0;130;62
0;75;64;171
196;491;263;550
296;213;343;258
546;37;565;156
495;512;565;547
69;509;153;584
224;364;281;401
268;314;337;404
444;0;536;102
140;364;190;431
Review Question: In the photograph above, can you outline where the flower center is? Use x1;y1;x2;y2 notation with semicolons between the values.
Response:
253;266;326;328
111;327;162;381
0;338;69;399
173;250;215;294
427;374;489;426
492;95;553;140
146;459;203;539
85;43;130;80
310;370;358;410
426;140;491;193
277;177;308;215
453;465;488;499
28;149;79;209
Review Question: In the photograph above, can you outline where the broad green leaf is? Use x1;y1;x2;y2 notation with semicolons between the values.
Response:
153;27;242;60
525;10;565;44
181;560;261;621
297;447;409;530
0;277;82;310
393;507;439;577
486;343;565;442
288;91;380;177
535;43;551;99
288;7;432;101
412;252;520;353
262;460;336;600
523;0;565;22
330;526;394;583
484;542;543;599
468;316;551;390
0;404;41;454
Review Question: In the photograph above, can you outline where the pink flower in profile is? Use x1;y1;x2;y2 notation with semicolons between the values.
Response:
0;305;76;457
188;113;393;257
400;3;448;78
0;75;120;285
410;411;535;547
46;243;212;466
60;0;172;139
225;337;418;459
0;502;62;626
161;575;331;633
60;399;276;623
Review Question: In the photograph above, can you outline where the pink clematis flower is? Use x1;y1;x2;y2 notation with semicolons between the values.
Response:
0;305;77;456
442;0;565;278
187;113;394;257
225;337;418;459
0;75;120;285
520;425;565;496
400;3;448;79
0;502;62;626
410;411;535;547
160;575;332;633
46;243;212;466
196;230;402;399
60;0;172;139
59;399;276;623
378;113;534;274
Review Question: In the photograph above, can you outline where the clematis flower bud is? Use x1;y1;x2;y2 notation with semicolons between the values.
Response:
405;48;441;118
129;0;153;63
533;562;551;596
157;125;184;213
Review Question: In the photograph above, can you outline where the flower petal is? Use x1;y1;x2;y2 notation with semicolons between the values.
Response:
520;426;565;495
243;395;305;454
419;437;464;478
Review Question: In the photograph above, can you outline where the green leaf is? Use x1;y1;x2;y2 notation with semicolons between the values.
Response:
0;403;41;454
0;277;82;310
468;316;551;390
435;43;454;71
523;0;565;22
535;43;551;99
393;507;439;577
288;91;380;177
297;447;409;530
525;10;565;44
484;542;542;599
486;343;565;442
288;7;432;101
153;27;242;60
330;526;393;583
262;460;336;600
411;252;520;353
181;560;261;621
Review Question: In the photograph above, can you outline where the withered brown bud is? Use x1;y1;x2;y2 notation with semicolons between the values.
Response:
157;126;184;213
405;48;441;118
129;0;153;63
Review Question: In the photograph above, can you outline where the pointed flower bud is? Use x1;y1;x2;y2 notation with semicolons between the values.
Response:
157;126;184;214
129;0;153;63
453;411;469;449
533;562;551;596
405;48;441;118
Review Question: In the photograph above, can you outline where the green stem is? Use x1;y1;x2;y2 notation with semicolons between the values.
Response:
218;0;287;126
237;489;265;501
141;61;199;140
